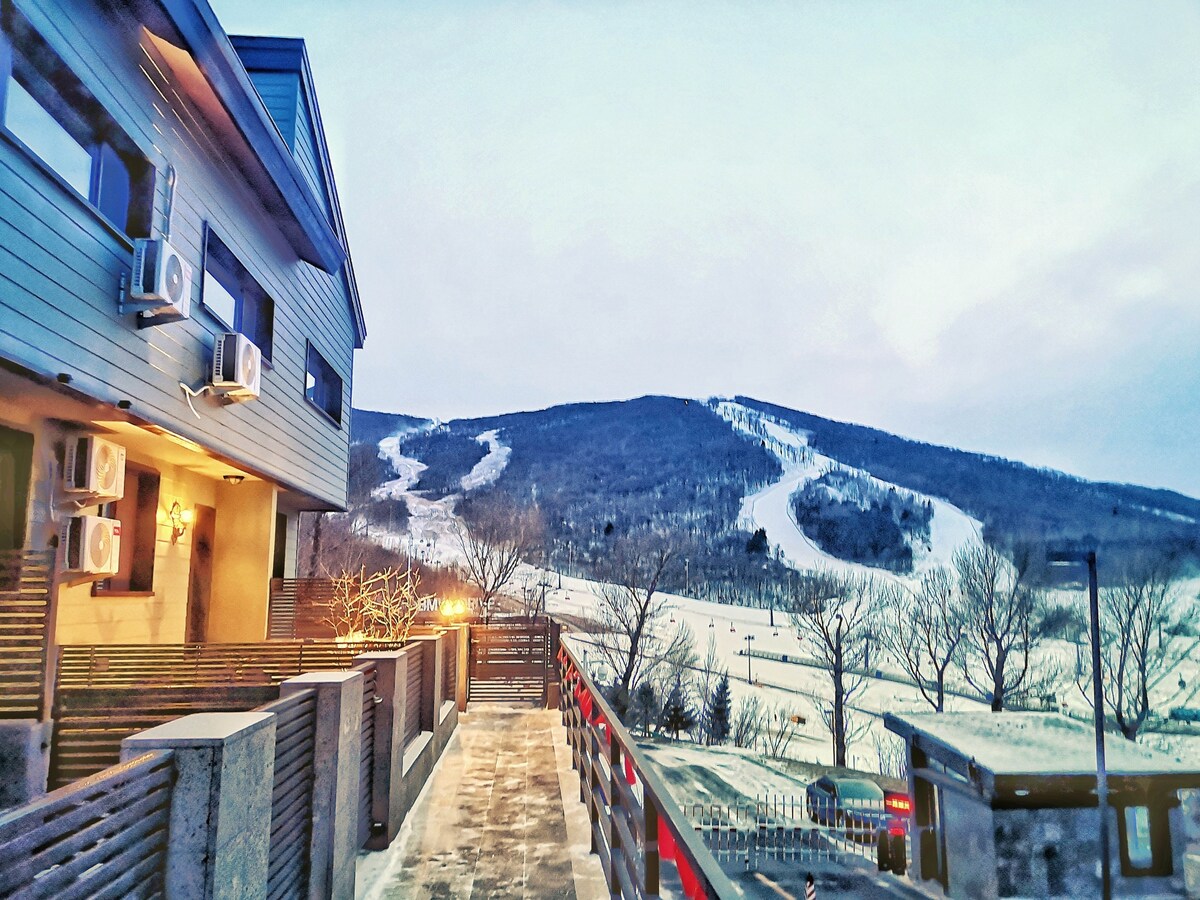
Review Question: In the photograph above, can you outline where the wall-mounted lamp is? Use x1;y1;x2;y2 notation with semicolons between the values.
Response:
168;500;193;543
223;474;245;485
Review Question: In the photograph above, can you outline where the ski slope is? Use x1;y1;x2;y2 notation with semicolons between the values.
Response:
712;400;982;582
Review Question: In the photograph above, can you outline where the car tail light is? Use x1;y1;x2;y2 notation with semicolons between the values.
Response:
889;824;906;837
885;794;912;815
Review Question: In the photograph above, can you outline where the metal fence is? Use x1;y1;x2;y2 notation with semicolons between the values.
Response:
559;641;737;899
356;661;378;847
0;750;174;898
686;795;910;873
261;689;319;900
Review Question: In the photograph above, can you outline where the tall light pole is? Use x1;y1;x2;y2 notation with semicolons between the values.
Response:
1048;547;1109;900
744;634;756;683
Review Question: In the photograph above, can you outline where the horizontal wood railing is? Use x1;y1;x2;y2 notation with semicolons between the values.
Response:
559;639;737;899
50;640;406;787
0;750;173;898
0;549;54;719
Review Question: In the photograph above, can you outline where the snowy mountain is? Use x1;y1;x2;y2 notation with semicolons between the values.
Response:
348;396;1200;602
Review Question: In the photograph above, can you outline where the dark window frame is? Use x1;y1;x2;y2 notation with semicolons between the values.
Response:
201;226;276;362
304;340;343;427
93;463;159;596
0;8;153;240
1116;802;1173;878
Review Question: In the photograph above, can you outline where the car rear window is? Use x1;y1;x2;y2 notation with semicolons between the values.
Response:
837;781;884;801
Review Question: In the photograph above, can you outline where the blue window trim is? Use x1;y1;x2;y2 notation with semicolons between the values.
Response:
303;340;342;428
200;223;275;364
0;14;152;244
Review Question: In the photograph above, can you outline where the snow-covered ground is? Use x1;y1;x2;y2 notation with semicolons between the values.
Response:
712;399;982;583
369;427;512;565
460;430;511;492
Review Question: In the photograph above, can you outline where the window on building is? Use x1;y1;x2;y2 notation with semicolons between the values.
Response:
0;16;152;237
305;342;342;426
1118;804;1172;877
94;464;159;595
202;229;275;360
0;425;33;553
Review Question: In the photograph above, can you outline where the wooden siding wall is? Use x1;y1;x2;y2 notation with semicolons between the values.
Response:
0;0;355;509
246;70;299;149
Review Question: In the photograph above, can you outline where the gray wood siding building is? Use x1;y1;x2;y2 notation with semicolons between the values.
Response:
0;0;364;510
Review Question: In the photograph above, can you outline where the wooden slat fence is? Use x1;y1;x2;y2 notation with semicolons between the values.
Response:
267;578;340;639
0;750;173;899
261;689;318;900
57;639;406;687
469;623;550;704
0;549;54;719
50;684;278;789
560;638;737;899
356;661;377;847
50;641;404;787
404;643;423;746
442;628;457;703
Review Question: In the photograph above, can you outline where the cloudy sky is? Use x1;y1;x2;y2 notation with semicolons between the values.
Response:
213;1;1200;497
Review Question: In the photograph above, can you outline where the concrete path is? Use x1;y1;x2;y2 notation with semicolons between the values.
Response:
362;707;605;900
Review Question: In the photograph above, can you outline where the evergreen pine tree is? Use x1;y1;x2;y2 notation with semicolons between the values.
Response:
705;672;732;745
662;676;696;740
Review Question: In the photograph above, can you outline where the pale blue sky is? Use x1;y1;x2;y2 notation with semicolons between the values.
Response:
212;1;1200;497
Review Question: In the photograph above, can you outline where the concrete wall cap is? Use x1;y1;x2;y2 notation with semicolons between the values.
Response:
123;712;274;746
353;650;405;662
282;670;363;685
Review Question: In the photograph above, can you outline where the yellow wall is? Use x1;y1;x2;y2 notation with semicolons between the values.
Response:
55;450;216;645
1;376;291;646
208;479;278;642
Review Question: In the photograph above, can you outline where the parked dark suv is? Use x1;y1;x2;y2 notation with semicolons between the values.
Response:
805;776;890;841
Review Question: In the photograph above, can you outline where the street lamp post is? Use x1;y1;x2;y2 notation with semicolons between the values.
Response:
1048;547;1109;900
745;634;756;683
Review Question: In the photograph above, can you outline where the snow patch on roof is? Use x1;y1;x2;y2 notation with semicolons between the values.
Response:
889;711;1200;776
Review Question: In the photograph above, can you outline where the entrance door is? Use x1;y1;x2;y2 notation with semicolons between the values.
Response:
185;505;216;642
0;425;33;552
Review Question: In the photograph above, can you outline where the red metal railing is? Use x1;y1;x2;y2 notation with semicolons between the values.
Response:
558;639;737;899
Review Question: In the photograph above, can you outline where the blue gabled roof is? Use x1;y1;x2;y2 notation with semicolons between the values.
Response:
229;35;366;349
154;1;354;295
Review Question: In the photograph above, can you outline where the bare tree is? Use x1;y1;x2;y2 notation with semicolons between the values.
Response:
1084;557;1187;740
592;533;689;714
956;542;1041;711
790;569;875;767
879;567;965;711
455;499;542;621
873;732;907;780
731;695;764;749
324;565;427;642
760;704;802;759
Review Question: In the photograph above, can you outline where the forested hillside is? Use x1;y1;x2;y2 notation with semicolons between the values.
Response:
346;396;1200;601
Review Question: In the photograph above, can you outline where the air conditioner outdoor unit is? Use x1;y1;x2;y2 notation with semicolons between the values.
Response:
63;436;126;501
211;332;262;400
129;237;192;321
60;515;121;576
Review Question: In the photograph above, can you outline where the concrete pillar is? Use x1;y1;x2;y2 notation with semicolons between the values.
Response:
280;671;362;900
0;720;51;809
121;712;275;900
353;651;405;849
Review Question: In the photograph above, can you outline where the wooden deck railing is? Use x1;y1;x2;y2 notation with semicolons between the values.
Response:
0;750;173;898
559;639;737;899
0;549;55;719
50;640;406;786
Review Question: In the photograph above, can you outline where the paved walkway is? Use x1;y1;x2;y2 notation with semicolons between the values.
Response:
361;707;605;900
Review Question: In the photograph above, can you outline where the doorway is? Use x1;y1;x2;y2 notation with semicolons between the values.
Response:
185;505;216;642
0;425;33;552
